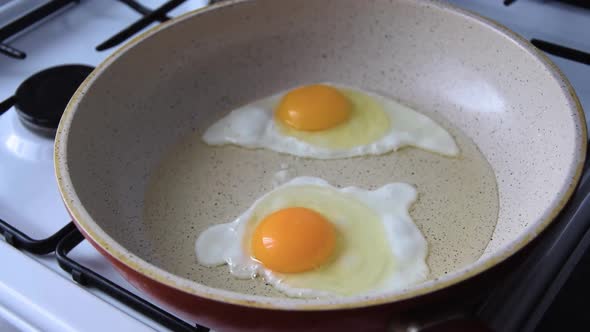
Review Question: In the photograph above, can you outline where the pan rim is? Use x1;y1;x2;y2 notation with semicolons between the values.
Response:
54;0;588;311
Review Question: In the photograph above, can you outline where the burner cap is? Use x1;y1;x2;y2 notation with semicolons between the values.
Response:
14;65;94;132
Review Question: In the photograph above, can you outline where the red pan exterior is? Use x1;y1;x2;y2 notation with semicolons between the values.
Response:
54;2;587;331
72;216;510;331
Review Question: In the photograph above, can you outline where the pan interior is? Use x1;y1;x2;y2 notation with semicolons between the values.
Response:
59;0;584;306
142;113;499;297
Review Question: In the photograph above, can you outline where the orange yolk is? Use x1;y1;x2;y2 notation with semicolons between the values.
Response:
251;207;336;273
275;84;352;131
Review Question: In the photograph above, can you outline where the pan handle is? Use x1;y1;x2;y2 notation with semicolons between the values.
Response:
0;95;16;115
389;313;492;332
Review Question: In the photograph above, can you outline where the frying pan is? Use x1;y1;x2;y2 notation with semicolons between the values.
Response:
54;0;587;331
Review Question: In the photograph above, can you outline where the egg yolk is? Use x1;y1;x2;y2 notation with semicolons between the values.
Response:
275;84;352;131
251;207;336;273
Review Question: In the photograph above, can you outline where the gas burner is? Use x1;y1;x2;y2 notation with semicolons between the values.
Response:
0;64;94;136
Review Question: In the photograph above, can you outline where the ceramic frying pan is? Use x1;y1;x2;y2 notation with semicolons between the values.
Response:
54;0;586;331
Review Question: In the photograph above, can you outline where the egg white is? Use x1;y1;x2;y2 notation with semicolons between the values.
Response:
195;176;429;298
202;84;459;159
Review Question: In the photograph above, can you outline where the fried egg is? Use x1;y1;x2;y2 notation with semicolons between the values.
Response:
195;177;429;298
202;83;458;159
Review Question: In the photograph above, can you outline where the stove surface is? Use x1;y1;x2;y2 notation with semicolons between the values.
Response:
1;2;209;331
0;1;589;331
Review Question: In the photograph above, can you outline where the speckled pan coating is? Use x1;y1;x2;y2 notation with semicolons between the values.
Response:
55;0;586;311
142;116;498;297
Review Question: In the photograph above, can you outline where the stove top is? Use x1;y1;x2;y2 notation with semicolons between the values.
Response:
0;1;589;331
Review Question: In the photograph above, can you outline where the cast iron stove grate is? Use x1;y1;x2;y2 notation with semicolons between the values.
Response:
0;0;192;59
56;226;210;332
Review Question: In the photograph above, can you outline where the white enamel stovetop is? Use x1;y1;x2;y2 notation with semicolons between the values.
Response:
0;1;589;331
0;2;208;331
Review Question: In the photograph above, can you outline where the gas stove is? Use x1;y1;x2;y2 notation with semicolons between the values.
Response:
0;1;589;331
